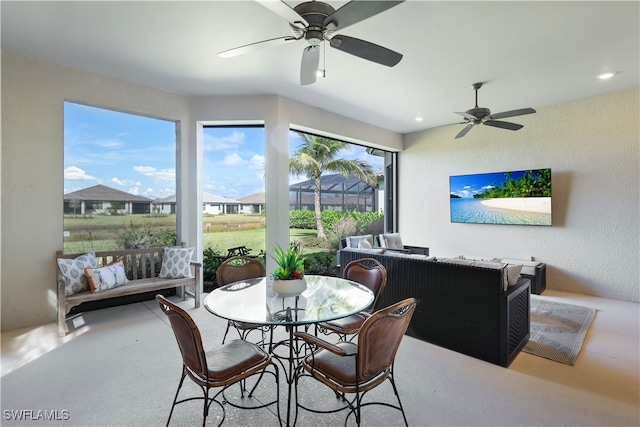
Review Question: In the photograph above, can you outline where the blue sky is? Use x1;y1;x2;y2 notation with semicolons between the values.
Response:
449;170;529;198
64;102;384;200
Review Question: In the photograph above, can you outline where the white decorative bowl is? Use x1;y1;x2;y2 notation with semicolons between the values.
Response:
272;278;307;297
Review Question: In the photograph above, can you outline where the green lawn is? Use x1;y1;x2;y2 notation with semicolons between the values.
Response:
63;213;322;254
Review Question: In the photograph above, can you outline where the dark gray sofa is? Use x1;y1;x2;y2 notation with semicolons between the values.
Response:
339;247;530;367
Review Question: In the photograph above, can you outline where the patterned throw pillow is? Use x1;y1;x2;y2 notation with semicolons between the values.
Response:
159;247;194;279
85;259;128;293
57;252;98;296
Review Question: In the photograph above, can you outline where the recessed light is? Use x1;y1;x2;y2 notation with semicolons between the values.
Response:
597;72;615;80
415;117;424;122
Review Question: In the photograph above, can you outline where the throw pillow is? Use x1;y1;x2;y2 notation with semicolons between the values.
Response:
358;239;373;249
57;252;98;296
382;233;404;250
346;234;374;249
159;247;194;279
506;264;523;287
85;259;128;293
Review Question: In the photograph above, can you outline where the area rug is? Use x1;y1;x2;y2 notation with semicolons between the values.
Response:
523;297;596;365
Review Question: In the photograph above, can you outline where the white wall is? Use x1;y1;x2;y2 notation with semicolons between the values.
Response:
400;88;640;302
0;51;191;331
1;51;402;331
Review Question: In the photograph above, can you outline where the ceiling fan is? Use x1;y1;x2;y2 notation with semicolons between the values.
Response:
218;0;404;86
454;83;536;139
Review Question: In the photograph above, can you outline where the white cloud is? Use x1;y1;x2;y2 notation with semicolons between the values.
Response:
248;154;265;170
97;139;124;149
64;166;99;181
203;130;246;151
133;165;175;183
128;186;140;195
222;153;246;167
481;185;495;190
111;177;141;187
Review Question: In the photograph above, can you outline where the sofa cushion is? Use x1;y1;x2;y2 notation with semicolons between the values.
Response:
344;247;385;255
345;234;374;249
379;233;404;250
458;255;502;263
358;239;373;249
501;258;540;276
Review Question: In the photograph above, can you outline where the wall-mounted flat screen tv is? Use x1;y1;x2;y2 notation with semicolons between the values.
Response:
450;168;552;225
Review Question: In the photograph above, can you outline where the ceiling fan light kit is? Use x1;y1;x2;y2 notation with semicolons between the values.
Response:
454;82;536;139
218;0;405;86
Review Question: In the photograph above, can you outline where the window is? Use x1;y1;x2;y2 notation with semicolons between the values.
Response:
288;129;392;252
201;125;266;257
63;102;177;252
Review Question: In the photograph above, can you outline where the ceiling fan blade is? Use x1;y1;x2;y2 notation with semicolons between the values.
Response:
218;36;297;58
484;120;524;131
300;45;320;86
329;35;402;67
488;107;536;120
256;0;308;29
455;111;477;121
324;1;404;31
455;123;474;139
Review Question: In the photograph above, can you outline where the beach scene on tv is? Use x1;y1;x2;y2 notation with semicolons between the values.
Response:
450;169;552;225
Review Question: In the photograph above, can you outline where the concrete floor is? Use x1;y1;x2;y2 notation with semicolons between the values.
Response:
1;289;638;426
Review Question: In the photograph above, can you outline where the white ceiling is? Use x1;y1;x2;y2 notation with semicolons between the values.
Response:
2;1;638;134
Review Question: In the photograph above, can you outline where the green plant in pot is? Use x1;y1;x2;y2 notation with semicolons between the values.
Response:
270;242;306;296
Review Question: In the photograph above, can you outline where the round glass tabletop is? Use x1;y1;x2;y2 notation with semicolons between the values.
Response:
204;275;374;326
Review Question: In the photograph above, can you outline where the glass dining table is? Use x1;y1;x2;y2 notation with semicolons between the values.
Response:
204;274;374;427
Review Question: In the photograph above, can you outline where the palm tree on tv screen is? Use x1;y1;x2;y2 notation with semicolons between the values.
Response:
290;132;377;240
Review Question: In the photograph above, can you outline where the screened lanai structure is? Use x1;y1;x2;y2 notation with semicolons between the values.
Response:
289;173;381;212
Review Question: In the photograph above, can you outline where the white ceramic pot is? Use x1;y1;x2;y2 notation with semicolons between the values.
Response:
272;278;307;297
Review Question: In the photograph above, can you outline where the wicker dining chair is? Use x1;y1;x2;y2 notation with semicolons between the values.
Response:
316;258;388;341
216;256;271;346
155;295;280;427
294;297;417;426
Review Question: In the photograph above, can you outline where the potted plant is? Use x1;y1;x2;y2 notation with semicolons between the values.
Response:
270;242;306;296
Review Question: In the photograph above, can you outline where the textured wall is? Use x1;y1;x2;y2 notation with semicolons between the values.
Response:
1;51;402;331
1;51;191;331
400;88;639;302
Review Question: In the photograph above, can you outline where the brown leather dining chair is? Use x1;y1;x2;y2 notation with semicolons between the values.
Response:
294;297;417;426
316;257;388;340
156;295;280;426
216;256;271;346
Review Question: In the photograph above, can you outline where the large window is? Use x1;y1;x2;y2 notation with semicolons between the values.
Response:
288;129;392;253
201;126;266;257
63;102;177;253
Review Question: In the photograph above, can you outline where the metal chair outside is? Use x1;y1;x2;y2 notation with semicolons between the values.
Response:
316;258;388;340
294;297;417;426
216;256;271;346
156;295;280;426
